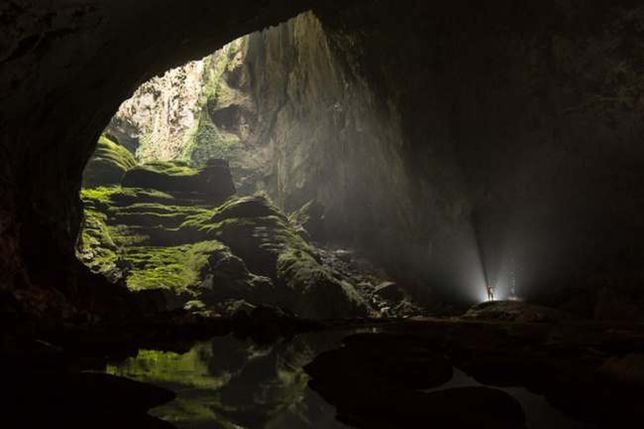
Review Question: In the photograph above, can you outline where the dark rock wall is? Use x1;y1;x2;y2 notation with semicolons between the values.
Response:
244;12;419;250
312;0;644;313
238;1;644;313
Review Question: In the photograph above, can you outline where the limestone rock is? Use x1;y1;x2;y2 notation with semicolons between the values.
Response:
82;135;136;187
122;159;235;203
374;281;405;302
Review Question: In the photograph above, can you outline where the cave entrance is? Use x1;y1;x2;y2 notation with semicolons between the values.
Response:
77;14;418;321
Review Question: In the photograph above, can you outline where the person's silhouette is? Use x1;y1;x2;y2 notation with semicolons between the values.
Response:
486;284;495;301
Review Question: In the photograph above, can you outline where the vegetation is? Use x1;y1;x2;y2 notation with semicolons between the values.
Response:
82;135;137;187
124;241;225;292
277;248;368;319
81;186;175;210
132;160;199;177
78;137;370;317
77;208;119;278
185;111;242;167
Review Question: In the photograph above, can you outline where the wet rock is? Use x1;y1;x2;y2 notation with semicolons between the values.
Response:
305;332;524;428
308;333;453;390
416;386;525;429
231;304;321;344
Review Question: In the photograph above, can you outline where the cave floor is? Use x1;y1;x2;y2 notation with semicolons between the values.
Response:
4;317;644;428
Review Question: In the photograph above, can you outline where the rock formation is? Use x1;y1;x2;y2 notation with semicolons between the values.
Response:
2;0;644;323
78;136;370;319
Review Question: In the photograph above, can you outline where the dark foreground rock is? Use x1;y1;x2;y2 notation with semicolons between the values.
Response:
4;370;175;428
305;332;525;428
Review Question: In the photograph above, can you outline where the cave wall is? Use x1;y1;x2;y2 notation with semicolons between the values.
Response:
2;0;644;320
222;1;644;314
0;0;310;316
312;0;644;315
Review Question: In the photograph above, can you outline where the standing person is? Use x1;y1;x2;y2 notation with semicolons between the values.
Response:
486;284;495;301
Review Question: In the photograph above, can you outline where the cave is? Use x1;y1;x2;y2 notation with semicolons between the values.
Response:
3;1;644;427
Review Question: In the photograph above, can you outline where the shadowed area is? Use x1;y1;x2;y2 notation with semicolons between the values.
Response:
3;0;644;427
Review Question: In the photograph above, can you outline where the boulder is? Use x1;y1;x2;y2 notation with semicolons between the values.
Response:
374;281;405;302
305;333;525;428
122;159;235;203
82;135;137;187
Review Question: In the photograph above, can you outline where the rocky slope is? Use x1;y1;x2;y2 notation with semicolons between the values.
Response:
79;135;371;319
3;1;644;324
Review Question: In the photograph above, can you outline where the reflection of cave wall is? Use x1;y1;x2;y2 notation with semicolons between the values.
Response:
3;0;644;320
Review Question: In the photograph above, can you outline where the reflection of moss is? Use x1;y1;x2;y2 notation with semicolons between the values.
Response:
107;346;230;389
105;340;243;428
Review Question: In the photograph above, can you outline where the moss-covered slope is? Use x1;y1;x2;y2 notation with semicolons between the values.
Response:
78;179;370;319
122;159;235;204
82;135;137;187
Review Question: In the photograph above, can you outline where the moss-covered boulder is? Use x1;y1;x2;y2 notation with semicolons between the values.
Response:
82;135;137;187
179;194;371;318
277;249;369;319
78;184;371;319
122;159;235;203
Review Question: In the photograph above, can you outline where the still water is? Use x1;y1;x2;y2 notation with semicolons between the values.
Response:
106;330;592;429
107;330;354;428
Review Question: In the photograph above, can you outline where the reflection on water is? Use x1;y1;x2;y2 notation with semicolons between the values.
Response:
107;331;353;428
107;328;592;429
426;368;594;429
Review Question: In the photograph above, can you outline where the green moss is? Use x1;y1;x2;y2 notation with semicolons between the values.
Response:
97;135;137;169
109;224;150;248
77;185;368;318
277;248;368;319
185;111;242;166
109;187;176;205
76;208;119;277
135;161;199;177
115;203;208;217
83;135;137;187
180;195;301;242
124;240;226;292
81;186;176;211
